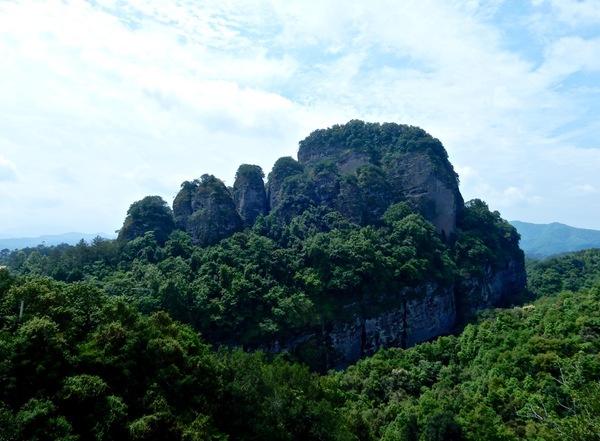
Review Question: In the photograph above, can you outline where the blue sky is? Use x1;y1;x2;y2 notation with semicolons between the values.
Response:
0;0;599;237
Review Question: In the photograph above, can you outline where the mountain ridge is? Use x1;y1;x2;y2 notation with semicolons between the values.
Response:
510;220;600;259
0;232;115;251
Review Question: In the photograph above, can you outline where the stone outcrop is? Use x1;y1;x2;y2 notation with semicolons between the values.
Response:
173;174;242;246
260;255;525;369
382;150;463;237
266;157;304;210
232;165;268;227
326;283;456;368
295;120;462;235
118;195;175;244
174;121;464;245
262;283;457;370
455;256;527;322
173;181;197;230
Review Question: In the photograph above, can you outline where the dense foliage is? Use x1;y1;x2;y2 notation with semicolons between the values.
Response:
0;270;350;441
1;120;575;439
0;200;516;361
527;249;600;298
299;120;456;178
328;284;600;440
1;248;599;440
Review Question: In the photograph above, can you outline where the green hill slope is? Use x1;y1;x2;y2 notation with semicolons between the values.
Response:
511;220;600;259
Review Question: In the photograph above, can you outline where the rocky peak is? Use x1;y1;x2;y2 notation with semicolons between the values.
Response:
296;120;463;236
118;195;175;244
173;180;198;230
169;121;464;243
232;164;268;227
266;157;304;210
173;174;242;246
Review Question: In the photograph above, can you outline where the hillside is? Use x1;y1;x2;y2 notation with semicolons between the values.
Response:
0;245;598;440
527;248;600;297
0;121;525;369
511;220;600;259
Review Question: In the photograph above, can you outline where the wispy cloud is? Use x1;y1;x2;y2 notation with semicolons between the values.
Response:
0;155;17;182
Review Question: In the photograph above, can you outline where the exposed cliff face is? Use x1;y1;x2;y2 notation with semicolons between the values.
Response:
382;150;463;237
327;284;456;368
455;256;527;322
296;120;462;235
266;157;304;210
263;283;457;370
233;165;268;227
174;121;464;242
260;254;526;370
173;181;197;230
173;174;242;246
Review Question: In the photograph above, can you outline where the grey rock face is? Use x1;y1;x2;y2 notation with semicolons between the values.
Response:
310;162;341;207
262;283;456;370
326;284;456;368
299;148;371;175
456;257;527;322
175;174;242;246
169;122;525;370
383;150;462;237
259;258;525;370
295;121;463;235
173;181;198;230
266;157;304;210
232;165;268;227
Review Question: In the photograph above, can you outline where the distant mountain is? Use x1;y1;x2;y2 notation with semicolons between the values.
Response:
0;232;114;251
511;220;600;259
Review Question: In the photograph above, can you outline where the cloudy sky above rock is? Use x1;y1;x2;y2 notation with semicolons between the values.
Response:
1;0;599;237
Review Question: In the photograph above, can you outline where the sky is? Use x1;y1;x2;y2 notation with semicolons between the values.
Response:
0;0;599;237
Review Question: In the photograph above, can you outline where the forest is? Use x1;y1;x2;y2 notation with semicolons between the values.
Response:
1;246;599;440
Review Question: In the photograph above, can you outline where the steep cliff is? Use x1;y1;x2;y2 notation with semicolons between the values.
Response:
266;157;305;210
173;180;197;230
382;150;462;237
260;281;457;370
173;174;243;246
232;164;268;227
296;120;462;235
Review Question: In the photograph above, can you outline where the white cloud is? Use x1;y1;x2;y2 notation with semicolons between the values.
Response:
0;155;17;182
571;184;597;195
536;37;600;81
533;0;600;26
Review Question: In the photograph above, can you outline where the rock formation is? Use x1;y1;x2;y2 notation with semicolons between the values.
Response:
296;120;462;236
173;174;242;246
169;121;463;241
120;120;526;368
118;195;175;244
266;157;304;210
173;180;197;230
232;165;268;227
